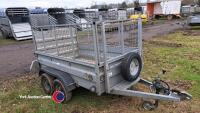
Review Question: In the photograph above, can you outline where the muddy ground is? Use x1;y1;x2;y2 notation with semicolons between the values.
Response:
0;20;184;81
143;20;183;40
0;43;34;81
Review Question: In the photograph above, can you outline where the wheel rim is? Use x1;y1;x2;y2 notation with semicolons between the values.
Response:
129;58;139;77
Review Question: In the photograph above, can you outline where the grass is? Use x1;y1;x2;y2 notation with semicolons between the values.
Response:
0;38;18;46
0;31;200;113
142;31;200;98
0;38;32;46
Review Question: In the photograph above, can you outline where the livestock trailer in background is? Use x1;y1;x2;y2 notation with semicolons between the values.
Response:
84;8;99;21
0;7;32;40
102;8;128;20
30;8;49;26
187;13;200;26
147;0;182;20
108;8;127;20
181;5;200;16
30;8;66;27
31;8;82;30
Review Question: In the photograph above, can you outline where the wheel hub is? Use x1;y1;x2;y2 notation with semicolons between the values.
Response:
130;59;139;77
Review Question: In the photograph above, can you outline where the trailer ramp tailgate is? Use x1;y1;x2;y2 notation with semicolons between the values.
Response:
12;23;32;40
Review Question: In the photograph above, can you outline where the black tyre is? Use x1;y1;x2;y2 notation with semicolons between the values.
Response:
53;79;72;103
41;74;54;95
0;29;6;39
155;15;161;20
0;30;3;39
0;28;9;39
121;52;142;82
167;15;173;20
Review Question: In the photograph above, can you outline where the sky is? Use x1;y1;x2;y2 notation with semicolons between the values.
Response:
0;0;146;9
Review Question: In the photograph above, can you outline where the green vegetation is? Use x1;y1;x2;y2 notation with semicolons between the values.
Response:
0;31;200;113
142;32;200;98
0;38;32;46
0;38;18;46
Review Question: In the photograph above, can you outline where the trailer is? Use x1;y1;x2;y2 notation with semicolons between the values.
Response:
0;7;32;40
147;0;182;20
182;5;200;16
30;8;83;31
30;17;192;110
181;5;200;26
30;8;49;26
30;8;65;26
187;13;200;26
99;8;127;21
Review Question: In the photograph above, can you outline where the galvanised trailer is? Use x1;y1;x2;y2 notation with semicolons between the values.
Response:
30;17;192;110
187;13;200;26
0;7;32;40
30;8;65;27
30;8;82;30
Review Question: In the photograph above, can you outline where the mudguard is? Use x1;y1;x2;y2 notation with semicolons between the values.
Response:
40;66;76;92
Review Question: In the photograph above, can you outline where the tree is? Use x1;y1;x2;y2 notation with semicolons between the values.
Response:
101;3;110;9
198;0;200;5
120;1;128;9
134;0;140;8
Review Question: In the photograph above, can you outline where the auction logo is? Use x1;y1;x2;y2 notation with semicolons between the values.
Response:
52;91;65;103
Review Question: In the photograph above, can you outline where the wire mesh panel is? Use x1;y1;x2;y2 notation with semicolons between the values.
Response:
33;25;77;57
30;14;50;27
32;17;142;65
123;20;138;48
96;19;139;62
75;23;96;64
32;23;97;64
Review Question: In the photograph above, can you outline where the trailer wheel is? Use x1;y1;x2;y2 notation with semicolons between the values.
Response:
41;74;54;95
53;79;72;103
0;29;3;39
167;15;173;20
0;29;7;39
121;53;142;82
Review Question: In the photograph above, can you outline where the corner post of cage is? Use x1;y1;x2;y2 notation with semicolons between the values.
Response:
101;21;111;93
30;22;38;52
118;21;121;53
120;20;125;54
92;22;101;95
137;18;143;58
